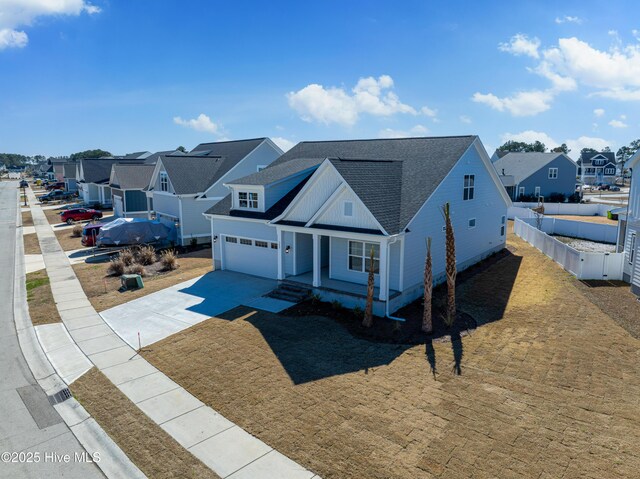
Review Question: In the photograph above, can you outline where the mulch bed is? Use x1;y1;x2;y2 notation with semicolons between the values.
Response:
284;247;515;345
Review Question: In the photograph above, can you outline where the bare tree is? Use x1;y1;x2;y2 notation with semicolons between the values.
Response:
442;203;456;327
362;246;375;328
533;196;545;230
422;237;433;333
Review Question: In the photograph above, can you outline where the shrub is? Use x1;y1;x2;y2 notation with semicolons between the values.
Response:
548;192;566;203
310;293;322;305
126;263;146;277
331;299;342;311
118;248;134;266
352;305;364;319
136;245;157;265
107;257;125;276
160;249;178;271
71;224;83;237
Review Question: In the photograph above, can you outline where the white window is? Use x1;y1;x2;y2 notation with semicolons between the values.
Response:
463;174;475;201
225;236;237;243
534;186;541;197
605;167;615;175
240;238;252;246
255;240;268;248
630;234;636;264
518;186;525;198
585;168;595;175
468;218;476;229
160;172;169;192
348;241;379;273
238;191;258;209
270;242;278;249
548;168;558;179
343;201;353;217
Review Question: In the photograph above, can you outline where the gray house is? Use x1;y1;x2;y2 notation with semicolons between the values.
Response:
109;164;156;218
577;151;617;185
77;158;145;206
63;162;78;192
493;152;577;201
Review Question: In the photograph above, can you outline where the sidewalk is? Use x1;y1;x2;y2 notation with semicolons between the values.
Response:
26;188;319;479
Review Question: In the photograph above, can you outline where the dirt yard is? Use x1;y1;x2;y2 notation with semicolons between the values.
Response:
142;233;640;479
73;248;212;312
23;233;42;255
55;228;84;251
71;368;219;479
21;210;34;226
547;214;618;225
26;270;61;326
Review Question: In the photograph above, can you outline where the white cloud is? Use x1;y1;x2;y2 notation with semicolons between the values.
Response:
472;90;554;116
608;119;628;128
378;124;429;139
173;114;220;134
500;130;611;156
0;0;100;50
593;108;605;117
499;34;541;58
421;105;437;117
272;137;295;152
565;136;610;153
287;75;418;126
555;16;583;24
459;115;472;124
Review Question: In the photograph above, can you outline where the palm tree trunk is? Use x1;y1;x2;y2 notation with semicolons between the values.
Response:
443;203;456;326
362;246;375;328
422;237;433;333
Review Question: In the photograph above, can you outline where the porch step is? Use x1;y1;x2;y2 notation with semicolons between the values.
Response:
267;282;312;303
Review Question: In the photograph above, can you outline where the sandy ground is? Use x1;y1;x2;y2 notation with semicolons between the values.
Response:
23;233;42;255
547;214;618;225
142;233;640;479
552;235;616;253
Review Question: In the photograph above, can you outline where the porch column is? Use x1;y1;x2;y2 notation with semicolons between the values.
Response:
378;239;388;301
312;233;321;287
277;229;285;280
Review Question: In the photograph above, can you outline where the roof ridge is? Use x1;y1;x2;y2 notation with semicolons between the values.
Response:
296;135;476;145
193;137;266;147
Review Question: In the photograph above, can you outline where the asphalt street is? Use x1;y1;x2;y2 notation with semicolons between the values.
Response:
0;181;103;479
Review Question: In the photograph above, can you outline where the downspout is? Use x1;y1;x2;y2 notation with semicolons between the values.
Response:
385;236;405;321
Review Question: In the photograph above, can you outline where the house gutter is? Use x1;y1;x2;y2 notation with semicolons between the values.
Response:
384;236;405;322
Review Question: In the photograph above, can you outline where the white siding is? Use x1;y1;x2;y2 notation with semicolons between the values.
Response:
330;237;381;287
313;188;380;231
179;197;218;242
284;166;342;222
153;193;180;218
211;217;277;270
403;143;508;290
623;224;638;277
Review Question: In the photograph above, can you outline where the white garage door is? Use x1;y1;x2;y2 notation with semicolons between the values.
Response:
113;195;124;217
223;236;278;279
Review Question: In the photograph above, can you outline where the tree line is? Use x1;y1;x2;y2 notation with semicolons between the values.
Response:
496;138;640;163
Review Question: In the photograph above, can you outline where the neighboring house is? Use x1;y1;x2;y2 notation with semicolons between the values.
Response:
109;164;156;218
49;158;68;182
63;162;78;192
493;152;577;201
76;158;144;206
577;151;617;185
146;138;283;246
205;136;511;316
622;150;640;295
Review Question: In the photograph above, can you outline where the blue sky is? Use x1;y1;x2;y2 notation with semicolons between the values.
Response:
1;0;639;159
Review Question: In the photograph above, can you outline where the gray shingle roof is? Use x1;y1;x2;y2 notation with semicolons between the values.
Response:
80;159;144;184
143;150;183;165
492;152;574;183
208;136;478;234
111;164;156;190
226;158;324;186
122;151;151;159
63;162;77;178
157;139;268;194
577;151;616;166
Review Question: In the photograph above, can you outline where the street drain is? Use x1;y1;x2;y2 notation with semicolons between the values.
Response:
48;387;72;405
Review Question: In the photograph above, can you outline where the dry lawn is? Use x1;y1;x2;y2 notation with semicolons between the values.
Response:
54;228;84;251
44;208;64;225
71;368;219;479
21;210;34;226
23;233;42;255
73;248;212;312
142;233;640;479
26;270;61;326
547;214;618;225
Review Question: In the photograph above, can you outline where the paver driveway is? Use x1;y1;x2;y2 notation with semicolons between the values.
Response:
142;233;640;479
100;270;292;348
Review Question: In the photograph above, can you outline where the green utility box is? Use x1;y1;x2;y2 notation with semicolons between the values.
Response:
121;274;144;290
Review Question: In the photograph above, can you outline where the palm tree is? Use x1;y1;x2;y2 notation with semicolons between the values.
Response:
442;202;456;327
422;237;433;333
362;246;375;328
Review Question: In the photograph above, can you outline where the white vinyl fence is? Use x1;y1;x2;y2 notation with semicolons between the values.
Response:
514;218;624;280
528;217;618;244
511;202;612;216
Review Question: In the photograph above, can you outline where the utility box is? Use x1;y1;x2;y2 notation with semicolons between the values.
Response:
121;274;144;290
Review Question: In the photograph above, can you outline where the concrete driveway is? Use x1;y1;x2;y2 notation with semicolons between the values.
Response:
100;270;293;348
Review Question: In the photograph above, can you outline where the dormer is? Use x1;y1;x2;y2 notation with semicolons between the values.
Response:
228;185;265;212
592;154;607;166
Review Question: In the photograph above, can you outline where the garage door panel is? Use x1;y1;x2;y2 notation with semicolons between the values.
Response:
224;238;278;279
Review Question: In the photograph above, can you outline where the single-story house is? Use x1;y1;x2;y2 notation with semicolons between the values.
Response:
76;158;144;206
146;138;283;246
205;135;511;316
493;152;578;201
577;151;617;185
109;163;157;218
622;149;640;295
63;162;78;192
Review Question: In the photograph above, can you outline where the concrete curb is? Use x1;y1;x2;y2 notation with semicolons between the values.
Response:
16;188;147;479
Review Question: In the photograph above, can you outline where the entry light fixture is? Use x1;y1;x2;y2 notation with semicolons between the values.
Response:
213;235;218;243
285;245;291;254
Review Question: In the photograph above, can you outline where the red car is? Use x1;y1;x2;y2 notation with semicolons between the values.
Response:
60;208;102;224
81;223;103;246
46;182;66;191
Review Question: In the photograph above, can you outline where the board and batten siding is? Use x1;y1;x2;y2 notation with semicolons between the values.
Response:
519;155;577;198
285;166;342;222
314;188;380;231
403;143;508;292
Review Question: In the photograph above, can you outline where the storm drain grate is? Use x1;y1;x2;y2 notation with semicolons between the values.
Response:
48;387;72;405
